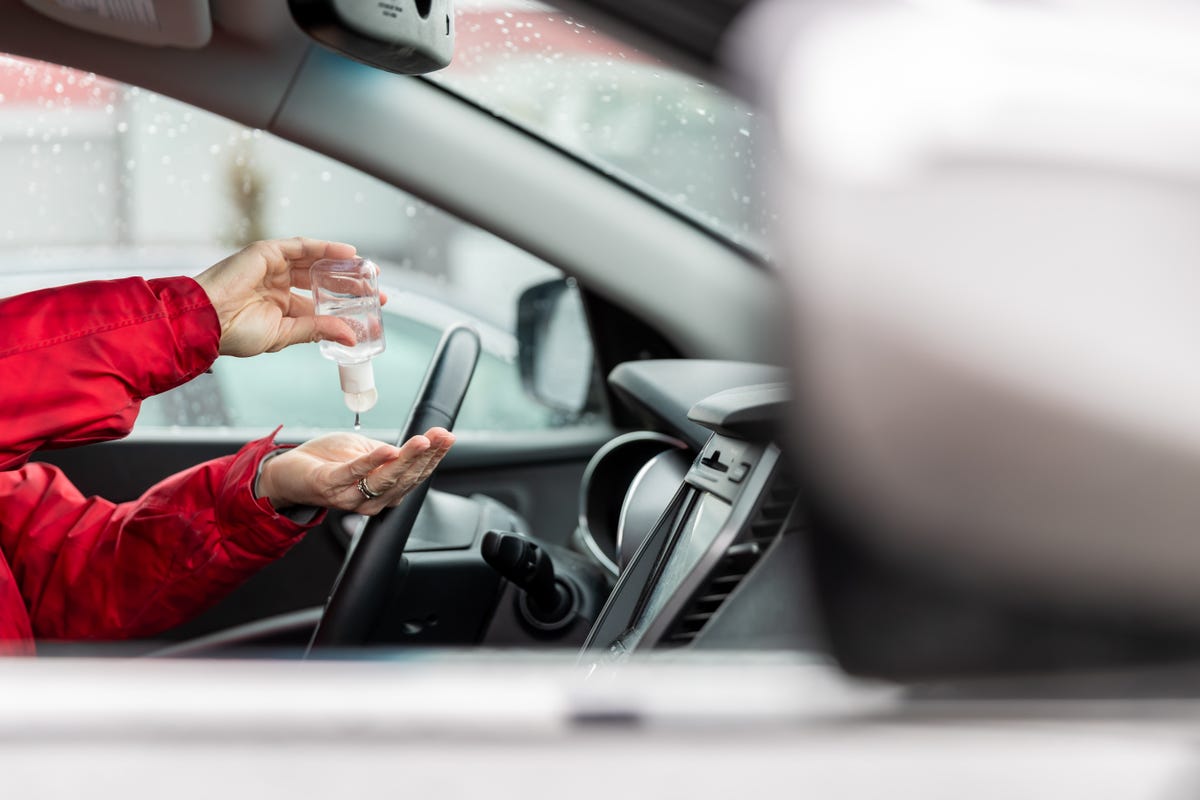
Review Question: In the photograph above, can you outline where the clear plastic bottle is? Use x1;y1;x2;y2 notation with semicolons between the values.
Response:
309;256;386;414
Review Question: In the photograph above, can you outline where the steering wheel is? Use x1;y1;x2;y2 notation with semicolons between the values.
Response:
306;323;481;653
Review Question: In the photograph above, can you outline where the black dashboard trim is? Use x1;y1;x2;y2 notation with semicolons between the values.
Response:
608;360;786;450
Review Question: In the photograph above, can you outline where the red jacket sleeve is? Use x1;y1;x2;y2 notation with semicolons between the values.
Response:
0;433;315;640
0;276;218;470
0;276;322;641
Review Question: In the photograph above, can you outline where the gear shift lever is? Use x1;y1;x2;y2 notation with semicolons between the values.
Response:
481;530;575;629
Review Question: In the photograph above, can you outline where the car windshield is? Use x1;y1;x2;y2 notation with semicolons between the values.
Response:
431;0;771;256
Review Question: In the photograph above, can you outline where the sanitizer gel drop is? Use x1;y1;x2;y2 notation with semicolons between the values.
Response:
309;256;386;415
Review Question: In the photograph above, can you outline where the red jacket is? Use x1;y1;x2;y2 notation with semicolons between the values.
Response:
0;276;321;654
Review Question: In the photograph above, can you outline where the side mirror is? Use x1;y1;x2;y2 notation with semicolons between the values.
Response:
290;0;455;75
516;279;594;418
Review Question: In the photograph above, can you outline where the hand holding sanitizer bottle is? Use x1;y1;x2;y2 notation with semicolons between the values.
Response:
310;256;385;424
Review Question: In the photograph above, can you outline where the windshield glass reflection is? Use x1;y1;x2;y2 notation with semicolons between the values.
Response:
431;0;772;255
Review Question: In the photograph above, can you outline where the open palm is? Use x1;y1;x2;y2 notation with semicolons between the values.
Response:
258;428;456;515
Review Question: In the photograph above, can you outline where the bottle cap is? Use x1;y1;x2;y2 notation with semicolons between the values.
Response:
338;362;378;413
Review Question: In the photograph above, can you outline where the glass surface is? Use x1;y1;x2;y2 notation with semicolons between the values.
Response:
311;257;386;365
626;492;733;648
432;0;771;254
0;53;596;433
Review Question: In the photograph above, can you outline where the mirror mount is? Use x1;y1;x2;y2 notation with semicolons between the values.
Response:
289;0;455;75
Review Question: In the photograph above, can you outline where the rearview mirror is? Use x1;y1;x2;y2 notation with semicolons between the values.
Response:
516;279;594;418
289;0;455;75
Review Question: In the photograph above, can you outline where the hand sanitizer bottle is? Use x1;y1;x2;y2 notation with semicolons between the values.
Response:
310;256;386;417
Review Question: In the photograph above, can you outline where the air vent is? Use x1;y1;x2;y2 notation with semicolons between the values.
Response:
661;471;797;646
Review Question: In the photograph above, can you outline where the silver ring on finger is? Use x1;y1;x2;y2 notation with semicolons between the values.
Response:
357;476;384;500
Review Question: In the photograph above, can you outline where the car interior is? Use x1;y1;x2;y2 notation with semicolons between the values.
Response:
6;0;1200;697
0;0;810;663
15;5;1200;796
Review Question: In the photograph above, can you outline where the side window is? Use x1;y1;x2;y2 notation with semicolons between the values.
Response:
0;55;596;434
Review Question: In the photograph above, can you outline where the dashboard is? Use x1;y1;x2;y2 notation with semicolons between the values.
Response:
144;358;824;658
366;358;823;656
575;360;824;659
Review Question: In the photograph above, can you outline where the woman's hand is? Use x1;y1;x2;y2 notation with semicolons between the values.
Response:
194;237;360;357
257;428;456;515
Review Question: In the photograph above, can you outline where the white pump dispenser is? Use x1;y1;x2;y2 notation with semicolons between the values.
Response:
337;362;378;413
309;256;386;416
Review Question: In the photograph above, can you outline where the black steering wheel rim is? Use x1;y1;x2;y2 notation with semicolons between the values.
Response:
306;324;481;653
